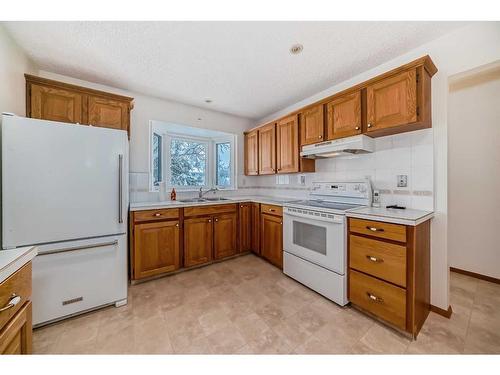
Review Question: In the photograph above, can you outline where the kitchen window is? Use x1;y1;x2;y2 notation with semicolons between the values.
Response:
150;121;236;191
151;132;163;187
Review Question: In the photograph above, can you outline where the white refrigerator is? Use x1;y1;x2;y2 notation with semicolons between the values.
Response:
1;114;128;326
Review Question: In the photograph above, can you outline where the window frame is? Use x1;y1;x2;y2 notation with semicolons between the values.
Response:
150;122;237;192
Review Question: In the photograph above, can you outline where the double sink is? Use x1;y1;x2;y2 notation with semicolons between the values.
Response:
179;197;230;203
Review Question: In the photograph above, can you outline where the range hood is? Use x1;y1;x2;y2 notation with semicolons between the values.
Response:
300;134;375;159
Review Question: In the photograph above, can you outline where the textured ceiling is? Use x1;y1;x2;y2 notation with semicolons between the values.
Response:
3;21;466;119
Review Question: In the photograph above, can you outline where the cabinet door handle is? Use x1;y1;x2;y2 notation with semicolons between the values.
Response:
366;292;383;303
215;218;218;222
366;226;384;232
280;222;283;225
208;219;212;223
355;126;360;130
366;255;383;263
367;123;373;128
318;135;322;139
0;294;21;312
175;223;179;227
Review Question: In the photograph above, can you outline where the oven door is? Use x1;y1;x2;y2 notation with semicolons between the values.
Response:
283;207;345;274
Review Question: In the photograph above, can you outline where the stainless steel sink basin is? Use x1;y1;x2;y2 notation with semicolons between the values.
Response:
179;198;208;203
204;197;230;201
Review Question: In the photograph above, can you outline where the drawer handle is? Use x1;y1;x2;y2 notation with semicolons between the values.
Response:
0;294;21;312
366;292;383;303
366;226;384;232
154;213;162;217
366;255;384;263
269;209;275;212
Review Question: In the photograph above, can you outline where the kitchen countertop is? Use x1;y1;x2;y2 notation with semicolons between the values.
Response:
0;246;38;283
130;196;433;226
346;206;434;226
129;195;298;211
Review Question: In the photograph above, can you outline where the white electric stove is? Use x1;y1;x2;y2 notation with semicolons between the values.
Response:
283;180;372;306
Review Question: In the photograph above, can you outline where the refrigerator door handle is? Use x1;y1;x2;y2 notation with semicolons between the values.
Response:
38;240;119;256
118;154;123;224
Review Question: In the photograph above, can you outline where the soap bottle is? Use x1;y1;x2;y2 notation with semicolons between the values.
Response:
170;188;177;201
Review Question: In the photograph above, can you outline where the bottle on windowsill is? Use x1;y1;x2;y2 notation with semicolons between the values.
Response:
170;188;177;201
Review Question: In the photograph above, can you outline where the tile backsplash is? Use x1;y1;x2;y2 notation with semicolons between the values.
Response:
130;128;434;211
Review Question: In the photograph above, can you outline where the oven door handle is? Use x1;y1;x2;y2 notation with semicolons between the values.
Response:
283;209;343;224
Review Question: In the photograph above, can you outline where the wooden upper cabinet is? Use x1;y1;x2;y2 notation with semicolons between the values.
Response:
244;130;259;175
366;69;417;135
326;90;362;140
299;104;324;145
276;115;299;174
258;123;276;175
133;220;180;279
25;74;133;135
88;96;130;132
29;84;84;124
184;216;213;267
214;213;237;260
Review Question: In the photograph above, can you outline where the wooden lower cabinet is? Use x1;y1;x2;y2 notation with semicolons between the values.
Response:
348;217;431;338
251;203;261;254
214;213;238;260
239;203;252;252
0;302;32;355
184;216;214;267
260;211;283;269
1;262;33;355
133;220;180;279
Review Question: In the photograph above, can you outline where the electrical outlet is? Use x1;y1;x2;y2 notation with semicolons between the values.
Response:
299;175;306;186
397;175;408;188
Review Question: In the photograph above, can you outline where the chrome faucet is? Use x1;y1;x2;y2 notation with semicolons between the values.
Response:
198;187;218;199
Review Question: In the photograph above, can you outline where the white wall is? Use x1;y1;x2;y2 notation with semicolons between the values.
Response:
36;71;254;202
0;25;38;115
253;22;500;310
448;64;500;279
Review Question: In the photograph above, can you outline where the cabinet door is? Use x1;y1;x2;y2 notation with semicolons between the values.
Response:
276;115;299;174
326;91;362;140
29;84;84;124
258;123;276;175
214;213;238;260
244;130;259;175
251;203;261;254
366;69;417;133
133;220;180;279
88;95;130;131
239;203;252;252
261;213;283;268
300;104;324;145
0;301;32;355
184;216;213;267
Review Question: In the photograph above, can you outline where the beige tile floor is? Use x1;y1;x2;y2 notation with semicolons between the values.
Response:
33;254;500;354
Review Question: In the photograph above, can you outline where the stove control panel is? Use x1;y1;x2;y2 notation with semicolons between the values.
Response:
311;180;372;200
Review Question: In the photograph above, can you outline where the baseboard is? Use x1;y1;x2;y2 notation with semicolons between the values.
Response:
450;267;500;285
430;304;453;319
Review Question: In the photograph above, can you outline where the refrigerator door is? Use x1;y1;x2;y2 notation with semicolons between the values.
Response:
1;115;128;248
32;234;128;326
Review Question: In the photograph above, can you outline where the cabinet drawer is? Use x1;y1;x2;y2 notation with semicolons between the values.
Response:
350;235;407;287
349;270;406;330
184;203;237;218
133;208;179;223
0;263;32;332
349;218;406;243
260;204;283;217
